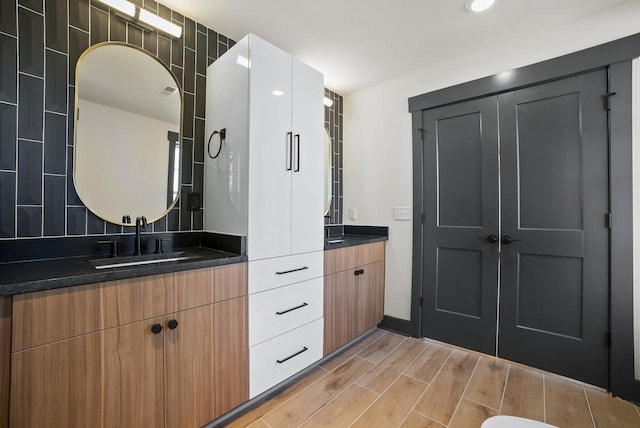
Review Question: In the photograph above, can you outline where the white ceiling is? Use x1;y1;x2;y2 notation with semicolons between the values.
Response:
158;0;640;95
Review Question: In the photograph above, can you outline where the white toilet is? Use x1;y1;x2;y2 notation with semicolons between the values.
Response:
481;415;557;428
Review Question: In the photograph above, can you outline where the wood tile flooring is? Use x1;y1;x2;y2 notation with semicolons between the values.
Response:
228;329;640;428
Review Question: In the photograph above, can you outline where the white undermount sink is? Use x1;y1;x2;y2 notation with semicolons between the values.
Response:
90;251;200;270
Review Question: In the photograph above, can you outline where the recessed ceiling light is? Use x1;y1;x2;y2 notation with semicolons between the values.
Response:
272;90;284;96
465;0;495;13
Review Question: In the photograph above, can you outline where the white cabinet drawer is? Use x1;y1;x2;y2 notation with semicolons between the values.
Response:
249;277;323;346
248;251;323;294
249;318;323;398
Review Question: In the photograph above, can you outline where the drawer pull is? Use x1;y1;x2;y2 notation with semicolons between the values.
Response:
275;266;309;275
276;347;309;364
275;302;309;315
151;323;163;334
354;269;365;276
167;319;179;330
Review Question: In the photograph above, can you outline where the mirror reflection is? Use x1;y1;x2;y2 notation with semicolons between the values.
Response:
324;128;332;216
74;43;182;225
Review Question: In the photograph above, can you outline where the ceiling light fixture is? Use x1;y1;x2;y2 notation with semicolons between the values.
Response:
465;0;495;13
97;0;182;38
323;97;334;107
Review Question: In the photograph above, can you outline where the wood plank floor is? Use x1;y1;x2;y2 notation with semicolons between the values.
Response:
228;330;640;428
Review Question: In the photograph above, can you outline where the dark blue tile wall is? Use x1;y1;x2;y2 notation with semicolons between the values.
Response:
325;89;344;224
1;0;344;239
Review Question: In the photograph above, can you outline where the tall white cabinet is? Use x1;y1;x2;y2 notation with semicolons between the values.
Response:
205;34;325;398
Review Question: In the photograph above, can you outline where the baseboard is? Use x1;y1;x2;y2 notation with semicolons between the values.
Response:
378;315;419;337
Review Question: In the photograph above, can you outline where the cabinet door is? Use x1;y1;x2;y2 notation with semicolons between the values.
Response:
291;58;324;254
355;261;385;336
248;35;293;260
164;305;215;427
324;271;356;355
10;318;165;428
213;296;248;416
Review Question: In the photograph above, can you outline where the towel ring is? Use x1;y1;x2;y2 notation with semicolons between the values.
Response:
207;128;226;159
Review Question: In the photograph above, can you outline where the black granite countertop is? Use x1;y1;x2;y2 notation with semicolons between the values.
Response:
323;225;389;250
0;246;247;296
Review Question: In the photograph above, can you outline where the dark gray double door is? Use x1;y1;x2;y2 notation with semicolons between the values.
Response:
421;69;610;387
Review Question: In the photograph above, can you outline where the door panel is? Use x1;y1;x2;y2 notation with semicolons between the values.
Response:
422;96;499;355
498;69;609;387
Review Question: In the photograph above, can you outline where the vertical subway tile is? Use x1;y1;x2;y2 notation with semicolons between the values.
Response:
196;30;206;75
193;209;203;230
130;0;141;7
17;139;42;204
196;23;206;34
184;18;195;50
171;35;183;67
45;49;67;113
181;138;192;185
109;12;126;42
86;210;105;234
68;26;89;84
0;103;17;170
66;146;82;205
105;222;121;234
69;0;89;31
18;73;43;140
18;7;44;77
207;29;217;58
170;65;182;91
195;74;205;118
171;10;183;24
207;57;214;67
90;7;108;46
158;3;170;21
67;86;75;144
167;208;179;231
158;35;170;68
0;172;16;237
67;206;86;235
179;185;191;230
152;216;166;232
217;40;227;57
91;0;108;13
193;163;203;195
183;48;195;93
183;92;194;138
0;0;17;36
0;34;18;103
45;0;67;53
44;112;66;174
143;0;158;12
127;23;143;47
43;174;65;235
194;118;204;162
217;34;228;45
18;0;42;14
143;29;157;55
17;206;42;237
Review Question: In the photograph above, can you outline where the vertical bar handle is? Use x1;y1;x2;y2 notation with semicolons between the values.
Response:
286;132;293;171
294;134;300;172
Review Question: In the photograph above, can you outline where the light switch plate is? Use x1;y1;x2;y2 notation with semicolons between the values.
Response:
349;208;357;220
393;206;411;221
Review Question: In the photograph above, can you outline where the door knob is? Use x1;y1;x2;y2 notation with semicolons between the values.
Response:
501;236;521;245
167;319;179;330
478;235;498;243
151;323;163;334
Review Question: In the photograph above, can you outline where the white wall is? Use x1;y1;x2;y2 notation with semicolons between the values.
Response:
344;33;639;321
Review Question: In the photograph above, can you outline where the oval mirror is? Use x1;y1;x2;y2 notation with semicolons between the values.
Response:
74;43;182;225
324;129;332;217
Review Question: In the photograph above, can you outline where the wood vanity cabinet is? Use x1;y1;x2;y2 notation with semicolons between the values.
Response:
324;242;386;355
8;263;248;428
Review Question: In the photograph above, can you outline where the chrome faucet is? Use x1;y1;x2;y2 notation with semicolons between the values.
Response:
135;216;147;256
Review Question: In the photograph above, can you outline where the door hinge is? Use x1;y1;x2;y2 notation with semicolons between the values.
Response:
418;128;424;142
421;213;425;224
606;331;612;347
606;212;612;229
419;297;423;307
605;92;616;110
